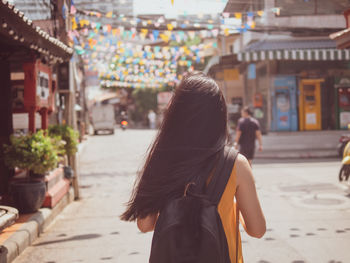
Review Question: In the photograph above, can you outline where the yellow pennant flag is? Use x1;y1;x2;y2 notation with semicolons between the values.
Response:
106;11;113;18
171;0;174;5
167;24;174;31
160;34;170;42
257;10;264;17
250;21;256;29
79;19;90;27
71;17;77;30
224;28;230;36
234;13;242;19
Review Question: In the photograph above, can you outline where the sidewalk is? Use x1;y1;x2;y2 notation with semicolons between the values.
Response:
0;137;89;263
255;130;345;159
0;189;74;263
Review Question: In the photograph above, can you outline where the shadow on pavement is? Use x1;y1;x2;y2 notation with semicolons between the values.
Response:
34;234;102;246
80;172;135;178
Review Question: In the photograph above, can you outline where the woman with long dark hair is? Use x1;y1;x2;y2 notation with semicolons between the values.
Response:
121;72;266;262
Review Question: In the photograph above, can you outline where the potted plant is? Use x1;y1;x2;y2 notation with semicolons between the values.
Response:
48;124;78;180
48;124;78;157
2;130;59;213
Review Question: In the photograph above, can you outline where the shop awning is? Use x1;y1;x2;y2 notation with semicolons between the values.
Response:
203;56;220;74
329;8;350;49
0;1;73;63
204;54;240;75
237;38;350;62
330;28;350;49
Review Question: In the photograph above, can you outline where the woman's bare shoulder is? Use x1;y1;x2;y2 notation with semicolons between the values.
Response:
234;153;253;185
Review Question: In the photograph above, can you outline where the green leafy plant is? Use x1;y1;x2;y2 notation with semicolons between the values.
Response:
131;88;158;123
49;135;66;157
3;130;59;175
48;125;79;157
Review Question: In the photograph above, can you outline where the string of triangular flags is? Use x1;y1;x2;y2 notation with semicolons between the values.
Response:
70;4;282;35
67;0;282;88
76;24;216;88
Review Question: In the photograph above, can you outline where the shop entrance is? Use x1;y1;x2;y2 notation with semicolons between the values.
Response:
335;77;350;130
299;79;323;131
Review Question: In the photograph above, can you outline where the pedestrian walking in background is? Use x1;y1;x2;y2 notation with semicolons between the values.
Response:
234;106;263;165
148;110;156;129
121;72;265;263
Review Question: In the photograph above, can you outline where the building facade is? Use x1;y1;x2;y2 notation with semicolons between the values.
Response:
74;0;133;16
0;1;73;194
215;0;350;133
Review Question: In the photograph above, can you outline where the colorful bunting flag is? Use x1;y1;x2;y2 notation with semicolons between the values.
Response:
234;13;242;19
105;11;113;18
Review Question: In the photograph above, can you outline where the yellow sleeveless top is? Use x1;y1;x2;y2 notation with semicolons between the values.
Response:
217;161;243;263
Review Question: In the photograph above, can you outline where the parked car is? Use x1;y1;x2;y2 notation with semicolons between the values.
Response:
91;104;115;135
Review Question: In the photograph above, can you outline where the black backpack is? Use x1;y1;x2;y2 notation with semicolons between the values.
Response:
149;147;238;263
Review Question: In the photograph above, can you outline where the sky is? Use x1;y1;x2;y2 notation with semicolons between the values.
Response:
133;0;228;18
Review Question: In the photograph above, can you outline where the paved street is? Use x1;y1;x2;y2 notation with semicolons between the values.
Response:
13;129;350;263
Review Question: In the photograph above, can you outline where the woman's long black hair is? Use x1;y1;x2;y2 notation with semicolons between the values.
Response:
121;72;228;221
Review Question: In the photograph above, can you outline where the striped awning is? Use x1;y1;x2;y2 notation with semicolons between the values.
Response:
238;48;350;62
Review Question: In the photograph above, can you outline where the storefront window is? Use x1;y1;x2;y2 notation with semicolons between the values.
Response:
338;88;350;108
276;91;290;112
303;84;316;104
305;95;315;102
275;0;349;16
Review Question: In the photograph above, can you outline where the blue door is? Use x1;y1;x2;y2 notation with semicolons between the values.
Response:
272;76;298;131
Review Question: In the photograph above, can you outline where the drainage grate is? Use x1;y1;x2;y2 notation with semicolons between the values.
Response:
302;196;345;206
291;193;350;210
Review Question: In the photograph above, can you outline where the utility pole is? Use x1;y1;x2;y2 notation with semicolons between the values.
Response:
57;0;80;199
221;34;228;98
68;23;80;202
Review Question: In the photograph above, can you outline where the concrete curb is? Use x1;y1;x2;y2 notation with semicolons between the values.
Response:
256;152;339;159
0;207;18;233
0;188;74;263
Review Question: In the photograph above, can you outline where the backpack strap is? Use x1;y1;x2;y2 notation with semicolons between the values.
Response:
206;146;238;205
235;203;240;263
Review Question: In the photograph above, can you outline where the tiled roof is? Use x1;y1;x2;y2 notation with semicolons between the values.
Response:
330;28;350;49
0;0;73;62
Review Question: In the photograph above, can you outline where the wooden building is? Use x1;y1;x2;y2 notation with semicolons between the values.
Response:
0;1;73;194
